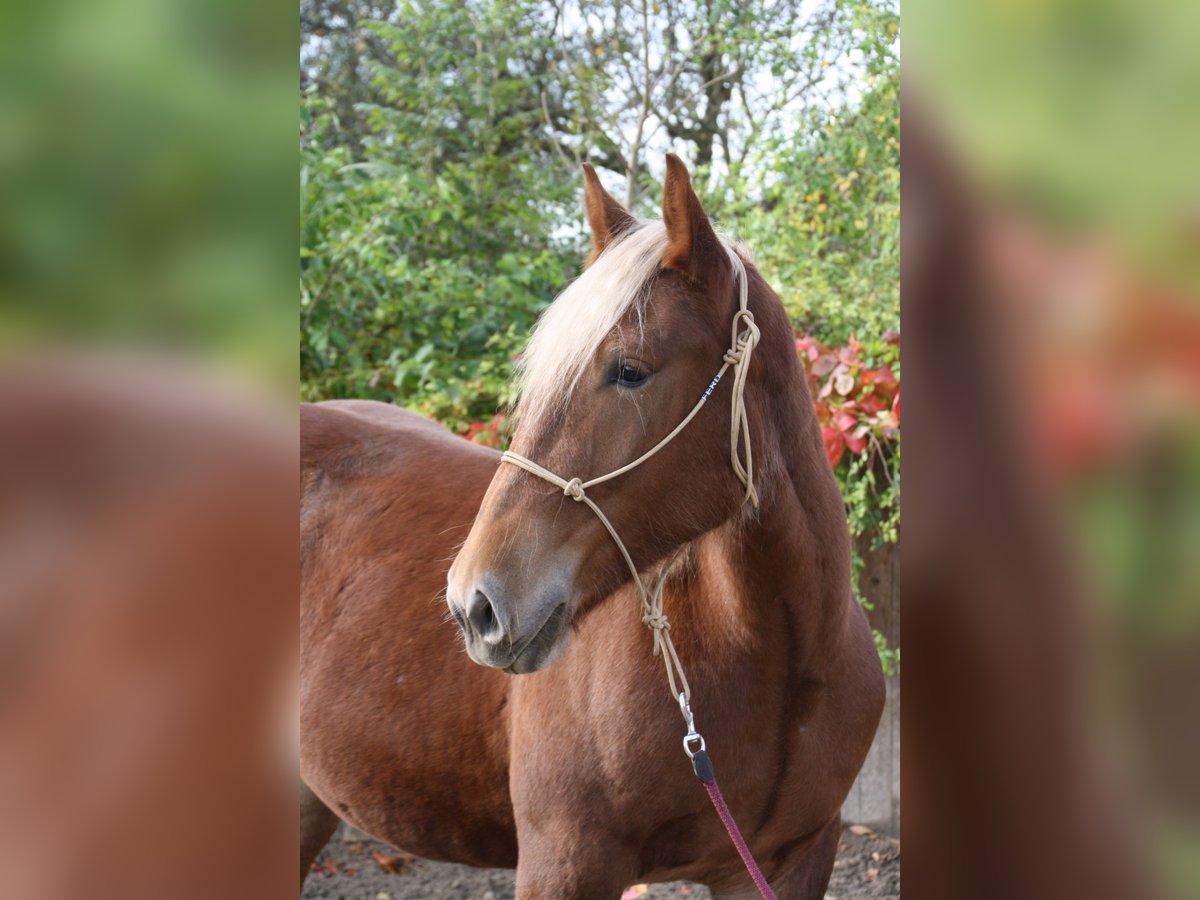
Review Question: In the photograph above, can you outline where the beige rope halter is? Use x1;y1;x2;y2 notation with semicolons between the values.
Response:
500;247;759;704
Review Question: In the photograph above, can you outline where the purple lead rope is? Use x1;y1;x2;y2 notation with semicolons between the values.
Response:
700;776;778;900
680;693;775;899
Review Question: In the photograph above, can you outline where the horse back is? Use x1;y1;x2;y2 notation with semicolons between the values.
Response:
301;399;491;479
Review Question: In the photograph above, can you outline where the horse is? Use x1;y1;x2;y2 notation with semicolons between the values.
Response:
300;155;885;898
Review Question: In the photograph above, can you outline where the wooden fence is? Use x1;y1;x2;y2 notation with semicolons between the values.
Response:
840;536;900;834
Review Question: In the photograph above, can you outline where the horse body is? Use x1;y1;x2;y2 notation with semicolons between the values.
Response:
301;401;882;895
301;401;517;867
301;157;885;897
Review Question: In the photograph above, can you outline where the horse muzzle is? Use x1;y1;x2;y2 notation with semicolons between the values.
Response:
446;570;572;673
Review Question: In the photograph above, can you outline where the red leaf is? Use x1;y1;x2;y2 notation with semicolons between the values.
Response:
823;426;845;467
873;366;898;385
845;425;869;455
839;335;865;365
812;353;838;377
795;336;823;361
834;410;858;433
858;393;887;415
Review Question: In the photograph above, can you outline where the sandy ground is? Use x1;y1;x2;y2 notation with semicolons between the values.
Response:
303;826;899;899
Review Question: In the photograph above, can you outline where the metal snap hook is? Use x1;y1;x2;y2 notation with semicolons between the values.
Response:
679;692;705;758
683;731;706;759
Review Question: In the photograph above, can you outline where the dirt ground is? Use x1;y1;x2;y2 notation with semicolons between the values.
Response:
303;826;899;899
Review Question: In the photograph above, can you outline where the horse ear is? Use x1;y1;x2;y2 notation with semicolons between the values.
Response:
661;153;721;278
583;163;635;264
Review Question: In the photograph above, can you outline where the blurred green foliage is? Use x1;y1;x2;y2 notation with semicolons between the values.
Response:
1;0;295;385
907;0;1200;291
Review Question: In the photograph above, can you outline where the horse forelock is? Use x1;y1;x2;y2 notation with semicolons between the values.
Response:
515;219;751;420
515;220;663;417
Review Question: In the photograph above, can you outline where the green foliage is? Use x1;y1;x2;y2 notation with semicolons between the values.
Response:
300;0;582;430
715;10;899;346
875;630;901;678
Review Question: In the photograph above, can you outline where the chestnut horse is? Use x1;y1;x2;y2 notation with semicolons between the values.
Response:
300;156;884;898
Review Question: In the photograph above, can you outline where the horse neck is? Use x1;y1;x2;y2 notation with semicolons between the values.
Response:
670;282;853;671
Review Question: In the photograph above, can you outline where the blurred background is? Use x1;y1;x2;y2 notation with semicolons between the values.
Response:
0;0;297;384
903;1;1199;898
0;0;298;896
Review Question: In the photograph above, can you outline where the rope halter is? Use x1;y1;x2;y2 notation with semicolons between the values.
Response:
500;246;781;898
499;245;758;705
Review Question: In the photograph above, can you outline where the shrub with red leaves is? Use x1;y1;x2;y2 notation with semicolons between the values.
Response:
458;334;901;467
797;331;900;468
462;412;511;449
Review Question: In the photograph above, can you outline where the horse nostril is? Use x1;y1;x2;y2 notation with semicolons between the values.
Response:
466;589;502;643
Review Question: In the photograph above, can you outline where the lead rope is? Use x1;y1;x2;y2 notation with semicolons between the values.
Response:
500;248;778;898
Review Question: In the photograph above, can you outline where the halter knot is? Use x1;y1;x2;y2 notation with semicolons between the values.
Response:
642;610;670;632
732;310;760;348
563;477;585;501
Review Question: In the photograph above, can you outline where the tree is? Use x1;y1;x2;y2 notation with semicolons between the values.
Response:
532;0;883;208
300;0;583;428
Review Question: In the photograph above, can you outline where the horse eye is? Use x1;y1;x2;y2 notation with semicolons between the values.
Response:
613;359;650;387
